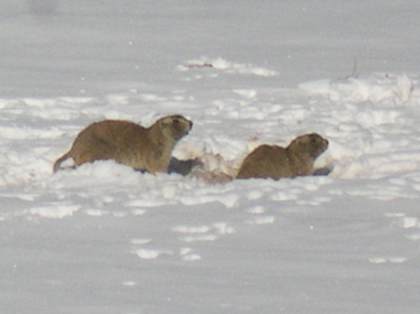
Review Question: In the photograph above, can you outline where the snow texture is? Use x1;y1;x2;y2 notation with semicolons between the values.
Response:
1;1;420;313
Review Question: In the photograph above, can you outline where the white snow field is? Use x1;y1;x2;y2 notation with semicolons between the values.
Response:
1;1;420;313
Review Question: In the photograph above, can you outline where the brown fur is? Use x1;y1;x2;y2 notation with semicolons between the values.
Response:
236;133;329;180
53;115;193;174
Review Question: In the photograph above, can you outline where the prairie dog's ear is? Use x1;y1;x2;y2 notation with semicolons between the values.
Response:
162;115;192;129
159;116;174;127
154;117;171;133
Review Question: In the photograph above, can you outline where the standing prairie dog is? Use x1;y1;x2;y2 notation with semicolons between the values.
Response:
53;114;193;174
237;133;329;180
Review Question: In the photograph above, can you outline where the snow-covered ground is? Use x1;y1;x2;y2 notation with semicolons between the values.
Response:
1;1;420;313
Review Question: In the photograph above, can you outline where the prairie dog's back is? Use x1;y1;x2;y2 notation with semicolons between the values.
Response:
69;120;150;167
72;120;148;152
236;144;293;179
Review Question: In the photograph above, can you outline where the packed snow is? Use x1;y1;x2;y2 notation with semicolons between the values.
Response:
1;1;420;314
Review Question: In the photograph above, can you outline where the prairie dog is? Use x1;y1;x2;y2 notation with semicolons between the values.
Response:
237;133;329;180
53;114;193;174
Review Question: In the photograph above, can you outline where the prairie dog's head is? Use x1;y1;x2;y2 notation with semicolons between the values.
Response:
288;133;329;159
155;114;193;141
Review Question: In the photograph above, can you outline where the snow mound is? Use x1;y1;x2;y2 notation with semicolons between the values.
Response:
178;57;278;77
299;74;415;105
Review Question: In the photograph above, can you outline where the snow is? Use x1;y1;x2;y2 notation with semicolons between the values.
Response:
178;57;278;77
1;1;420;313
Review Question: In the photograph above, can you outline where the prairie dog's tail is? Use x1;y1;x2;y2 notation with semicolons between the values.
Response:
53;151;71;173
